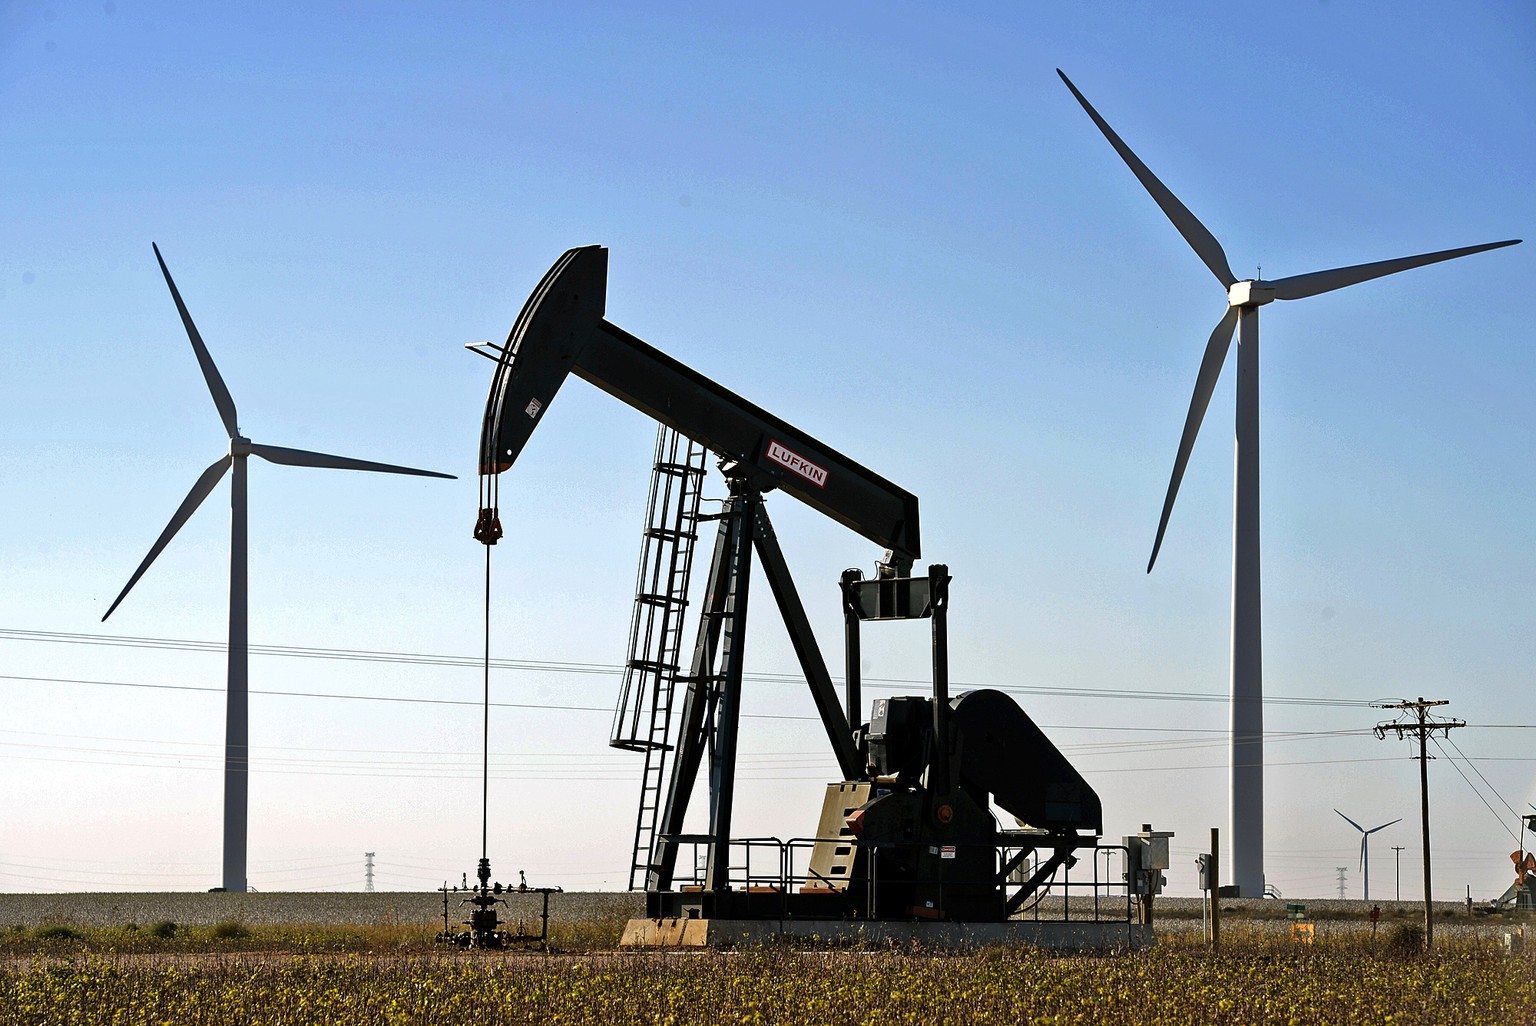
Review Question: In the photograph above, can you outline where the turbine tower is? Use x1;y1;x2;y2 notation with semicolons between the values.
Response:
1059;69;1520;897
104;243;455;892
1336;810;1400;901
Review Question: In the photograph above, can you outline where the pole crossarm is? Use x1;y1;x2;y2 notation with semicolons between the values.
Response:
1373;697;1466;743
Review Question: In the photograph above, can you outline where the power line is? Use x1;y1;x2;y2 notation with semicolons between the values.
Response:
1443;735;1523;821
0;718;1398;779
1430;736;1523;847
0;738;1411;781
3;673;1405;761
0;626;1372;708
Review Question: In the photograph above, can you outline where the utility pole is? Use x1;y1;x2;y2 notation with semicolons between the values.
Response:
1375;698;1465;950
364;852;376;894
1336;866;1348;900
1391;845;1405;902
1210;827;1220;951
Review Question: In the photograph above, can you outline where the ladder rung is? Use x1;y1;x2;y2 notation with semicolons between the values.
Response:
643;527;698;543
633;593;686;610
653;462;704;477
626;657;680;675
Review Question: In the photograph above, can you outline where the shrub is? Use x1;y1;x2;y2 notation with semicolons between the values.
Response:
147;920;178;939
209;920;251;941
33;925;80;941
1386;921;1425;952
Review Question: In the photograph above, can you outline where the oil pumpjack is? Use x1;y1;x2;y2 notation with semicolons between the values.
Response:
474;247;1148;945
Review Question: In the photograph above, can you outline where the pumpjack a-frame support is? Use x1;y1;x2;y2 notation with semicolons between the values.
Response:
647;473;865;892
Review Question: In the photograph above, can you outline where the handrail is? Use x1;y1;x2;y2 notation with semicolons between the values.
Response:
655;833;1136;925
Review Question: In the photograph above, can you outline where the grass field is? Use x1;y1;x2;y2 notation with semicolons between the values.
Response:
1;897;1532;1024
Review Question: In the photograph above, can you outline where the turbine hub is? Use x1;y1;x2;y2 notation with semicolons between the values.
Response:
230;435;252;457
1228;280;1276;307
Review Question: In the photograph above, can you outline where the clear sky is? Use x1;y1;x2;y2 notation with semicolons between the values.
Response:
2;1;1531;901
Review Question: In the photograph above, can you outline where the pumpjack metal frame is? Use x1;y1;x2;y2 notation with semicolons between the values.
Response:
477;247;1108;930
477;246;924;903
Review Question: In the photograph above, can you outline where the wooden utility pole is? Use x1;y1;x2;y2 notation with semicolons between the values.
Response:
1375;698;1465;950
1391;845;1405;902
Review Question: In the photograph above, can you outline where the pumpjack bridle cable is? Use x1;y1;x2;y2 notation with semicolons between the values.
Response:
482;541;491;863
474;453;502;867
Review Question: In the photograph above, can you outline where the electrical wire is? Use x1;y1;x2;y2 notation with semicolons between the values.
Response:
1430;736;1523;847
0;721;1415;776
0;626;1372;708
1443;734;1524;821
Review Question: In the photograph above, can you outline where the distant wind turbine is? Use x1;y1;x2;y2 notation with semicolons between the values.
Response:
1336;810;1401;901
103;243;455;892
1059;68;1520;899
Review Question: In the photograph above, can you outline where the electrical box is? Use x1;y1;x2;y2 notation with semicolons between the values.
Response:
1122;825;1173;896
1123;825;1174;871
1195;853;1212;892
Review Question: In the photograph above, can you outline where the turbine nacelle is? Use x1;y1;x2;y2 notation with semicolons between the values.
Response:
1227;281;1276;308
230;435;253;457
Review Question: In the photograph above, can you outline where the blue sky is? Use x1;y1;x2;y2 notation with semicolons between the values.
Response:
2;1;1531;900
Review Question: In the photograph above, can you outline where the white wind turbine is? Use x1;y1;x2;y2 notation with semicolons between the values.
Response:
1336;810;1400;902
1058;69;1520;898
103;243;455;892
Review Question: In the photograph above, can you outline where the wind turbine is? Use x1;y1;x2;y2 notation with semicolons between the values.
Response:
103;243;455;892
1336;810;1401;901
1058;69;1520;898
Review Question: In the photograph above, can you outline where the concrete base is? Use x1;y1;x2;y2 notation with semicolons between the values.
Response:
621;917;1154;950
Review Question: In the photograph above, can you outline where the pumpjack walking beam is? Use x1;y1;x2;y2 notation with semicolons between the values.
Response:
478;246;919;563
477;246;923;893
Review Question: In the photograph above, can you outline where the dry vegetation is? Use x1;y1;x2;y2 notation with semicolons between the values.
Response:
1;898;1532;1024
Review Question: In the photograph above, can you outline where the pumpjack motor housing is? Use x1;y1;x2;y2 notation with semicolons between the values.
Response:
643;565;1105;924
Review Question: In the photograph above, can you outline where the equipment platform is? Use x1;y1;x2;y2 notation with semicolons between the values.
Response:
621;916;1153;950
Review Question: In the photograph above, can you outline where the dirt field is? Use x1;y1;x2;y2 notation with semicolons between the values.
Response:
0;890;643;930
0;890;1497;933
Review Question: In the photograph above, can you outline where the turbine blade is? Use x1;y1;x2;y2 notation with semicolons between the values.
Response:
102;455;232;621
1359;837;1367;873
1366;818;1403;834
250;442;456;479
1148;306;1238;572
1335;809;1366;833
1268;240;1521;301
1057;70;1237;288
153;243;240;439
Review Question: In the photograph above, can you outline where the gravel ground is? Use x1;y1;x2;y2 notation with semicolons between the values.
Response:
0;891;643;930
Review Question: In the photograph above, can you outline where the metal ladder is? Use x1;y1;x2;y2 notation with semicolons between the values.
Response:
611;425;707;890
